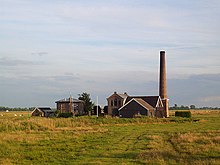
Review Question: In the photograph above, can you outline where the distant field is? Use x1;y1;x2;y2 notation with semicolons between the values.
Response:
0;110;219;164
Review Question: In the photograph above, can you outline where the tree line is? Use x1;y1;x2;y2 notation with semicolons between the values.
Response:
0;106;32;111
169;104;220;110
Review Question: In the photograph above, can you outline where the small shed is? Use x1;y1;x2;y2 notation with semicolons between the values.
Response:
31;107;55;117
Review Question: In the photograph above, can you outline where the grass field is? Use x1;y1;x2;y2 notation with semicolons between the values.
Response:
0;110;219;164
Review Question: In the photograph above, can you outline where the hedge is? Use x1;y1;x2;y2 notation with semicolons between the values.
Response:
175;111;191;118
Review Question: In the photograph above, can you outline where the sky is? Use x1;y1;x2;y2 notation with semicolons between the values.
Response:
0;0;220;108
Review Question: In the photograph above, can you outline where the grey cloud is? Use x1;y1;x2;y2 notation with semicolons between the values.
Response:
0;74;82;107
52;74;80;82
31;52;48;56
168;73;220;107
0;57;44;67
0;72;220;108
0;71;158;107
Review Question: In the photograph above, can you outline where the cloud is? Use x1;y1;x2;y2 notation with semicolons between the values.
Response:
199;96;220;103
31;52;48;56
168;73;220;107
0;71;220;107
0;57;44;66
0;70;158;107
2;0;218;46
0;1;220;107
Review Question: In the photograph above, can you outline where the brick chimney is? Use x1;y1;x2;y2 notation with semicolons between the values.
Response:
159;51;169;117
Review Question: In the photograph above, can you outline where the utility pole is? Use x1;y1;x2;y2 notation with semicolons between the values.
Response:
96;96;99;118
70;95;73;114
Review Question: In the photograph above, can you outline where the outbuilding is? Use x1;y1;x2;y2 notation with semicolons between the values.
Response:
31;107;55;117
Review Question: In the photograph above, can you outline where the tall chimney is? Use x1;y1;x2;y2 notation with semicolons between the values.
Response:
159;50;169;117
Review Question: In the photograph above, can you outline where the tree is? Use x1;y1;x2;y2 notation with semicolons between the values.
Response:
190;105;196;109
174;104;178;108
78;92;94;114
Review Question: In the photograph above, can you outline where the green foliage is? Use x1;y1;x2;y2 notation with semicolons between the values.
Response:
170;104;190;110
190;104;196;109
175;111;192;118
78;92;94;113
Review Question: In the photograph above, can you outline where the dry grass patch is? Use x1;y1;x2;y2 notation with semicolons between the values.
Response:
170;131;220;156
136;130;220;164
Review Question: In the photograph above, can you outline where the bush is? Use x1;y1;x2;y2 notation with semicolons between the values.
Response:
175;111;191;118
58;113;73;118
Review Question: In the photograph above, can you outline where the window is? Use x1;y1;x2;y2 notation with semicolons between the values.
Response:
111;100;113;106
114;99;117;106
118;100;121;106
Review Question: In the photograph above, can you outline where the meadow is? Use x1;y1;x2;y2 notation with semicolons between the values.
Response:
0;110;219;164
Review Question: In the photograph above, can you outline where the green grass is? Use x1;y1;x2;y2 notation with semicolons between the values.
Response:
0;110;219;164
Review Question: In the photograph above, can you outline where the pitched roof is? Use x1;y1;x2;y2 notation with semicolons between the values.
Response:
33;107;55;113
38;107;51;111
134;98;154;110
107;92;129;100
119;98;154;111
125;96;160;108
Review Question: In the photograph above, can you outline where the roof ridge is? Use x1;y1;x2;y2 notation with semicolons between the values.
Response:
129;95;159;97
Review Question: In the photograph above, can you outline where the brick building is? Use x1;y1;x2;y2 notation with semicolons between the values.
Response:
107;92;164;118
106;51;169;118
56;97;85;115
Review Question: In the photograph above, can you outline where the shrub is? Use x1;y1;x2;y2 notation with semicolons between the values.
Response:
58;113;73;118
175;111;191;118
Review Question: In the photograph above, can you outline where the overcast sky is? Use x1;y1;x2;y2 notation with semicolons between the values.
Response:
0;0;220;108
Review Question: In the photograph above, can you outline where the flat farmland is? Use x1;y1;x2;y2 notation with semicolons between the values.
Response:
0;110;219;164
